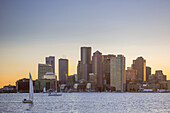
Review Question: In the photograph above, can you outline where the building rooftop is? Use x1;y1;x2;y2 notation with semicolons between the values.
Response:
94;50;102;54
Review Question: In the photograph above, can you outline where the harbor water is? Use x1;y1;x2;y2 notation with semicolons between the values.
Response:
0;93;170;113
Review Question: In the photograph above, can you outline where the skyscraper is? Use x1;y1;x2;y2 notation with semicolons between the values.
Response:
146;66;151;82
110;55;126;92
38;64;53;79
132;57;146;82
59;58;69;82
79;47;92;81
103;54;116;87
81;47;91;65
92;51;103;91
46;56;55;74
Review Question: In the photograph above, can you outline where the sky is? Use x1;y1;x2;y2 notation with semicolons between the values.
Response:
0;0;170;88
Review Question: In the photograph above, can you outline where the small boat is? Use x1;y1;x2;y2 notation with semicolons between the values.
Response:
48;83;62;96
48;92;62;96
48;88;62;96
23;73;34;103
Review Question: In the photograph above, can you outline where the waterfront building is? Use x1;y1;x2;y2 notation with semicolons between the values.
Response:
16;78;35;93
46;56;55;74
110;55;126;92
38;64;53;79
66;75;75;87
79;47;92;81
167;80;170;91
92;51;103;91
35;79;57;92
89;73;97;91
73;83;86;92
59;58;69;82
132;57;146;82
89;73;97;84
146;66;151;82
127;82;141;92
73;74;78;82
103;54;116;87
1;84;16;93
127;81;169;92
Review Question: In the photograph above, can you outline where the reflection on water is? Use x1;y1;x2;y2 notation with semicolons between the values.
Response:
26;103;34;111
0;93;170;112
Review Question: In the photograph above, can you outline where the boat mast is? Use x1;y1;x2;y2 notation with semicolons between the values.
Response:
29;73;33;101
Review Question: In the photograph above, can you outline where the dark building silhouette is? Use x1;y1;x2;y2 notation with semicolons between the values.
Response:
46;56;55;74
146;66;151;82
132;57;146;82
59;58;69;82
16;78;35;93
77;61;81;81
92;51;103;91
1;84;16;93
103;54;116;87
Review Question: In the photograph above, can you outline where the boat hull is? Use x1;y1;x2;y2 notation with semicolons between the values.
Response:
48;93;62;96
23;100;33;103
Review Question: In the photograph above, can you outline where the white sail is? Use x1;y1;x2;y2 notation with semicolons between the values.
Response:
43;87;46;93
29;73;34;101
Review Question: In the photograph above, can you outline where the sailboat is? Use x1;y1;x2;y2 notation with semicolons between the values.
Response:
48;83;62;96
48;92;62;96
23;73;34;103
43;87;46;93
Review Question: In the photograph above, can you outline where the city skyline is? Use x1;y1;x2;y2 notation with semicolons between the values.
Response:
1;0;170;88
0;46;169;88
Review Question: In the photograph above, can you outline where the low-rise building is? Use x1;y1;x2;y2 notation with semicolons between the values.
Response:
127;81;169;92
89;73;97;91
67;75;75;87
1;84;17;93
35;79;57;92
149;70;167;83
167;80;170;91
127;82;141;92
73;83;86;92
16;78;35;93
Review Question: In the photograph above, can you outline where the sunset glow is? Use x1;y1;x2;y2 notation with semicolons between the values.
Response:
1;0;170;88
